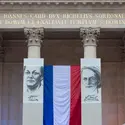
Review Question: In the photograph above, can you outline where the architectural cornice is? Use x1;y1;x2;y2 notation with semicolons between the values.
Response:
0;1;125;6
0;2;125;11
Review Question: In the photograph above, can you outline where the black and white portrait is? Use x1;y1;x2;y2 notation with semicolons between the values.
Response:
23;65;43;102
82;66;101;103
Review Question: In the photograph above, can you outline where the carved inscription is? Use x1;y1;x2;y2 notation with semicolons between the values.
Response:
0;13;125;27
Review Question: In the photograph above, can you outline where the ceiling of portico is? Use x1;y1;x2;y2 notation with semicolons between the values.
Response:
0;28;125;63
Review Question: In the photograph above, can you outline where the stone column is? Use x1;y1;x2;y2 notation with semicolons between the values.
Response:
80;27;100;58
24;27;44;58
80;27;102;125
23;28;44;125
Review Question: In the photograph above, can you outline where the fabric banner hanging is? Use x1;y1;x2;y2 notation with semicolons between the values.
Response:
81;58;102;125
23;58;44;125
44;65;81;125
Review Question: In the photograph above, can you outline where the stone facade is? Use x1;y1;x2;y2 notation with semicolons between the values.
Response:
0;1;125;125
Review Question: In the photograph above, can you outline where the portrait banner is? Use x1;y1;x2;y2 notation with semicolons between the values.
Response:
81;58;102;125
81;58;101;103
23;58;44;103
23;58;44;125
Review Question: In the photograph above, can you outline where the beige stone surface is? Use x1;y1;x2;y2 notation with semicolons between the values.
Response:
0;2;125;28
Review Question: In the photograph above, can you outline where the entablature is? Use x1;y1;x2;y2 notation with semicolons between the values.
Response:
0;1;125;11
0;0;125;6
0;35;4;62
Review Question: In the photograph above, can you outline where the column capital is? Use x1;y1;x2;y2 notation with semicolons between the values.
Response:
80;27;100;47
24;27;44;47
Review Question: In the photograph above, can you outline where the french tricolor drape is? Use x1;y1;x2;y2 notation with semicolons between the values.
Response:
23;58;101;125
44;65;81;125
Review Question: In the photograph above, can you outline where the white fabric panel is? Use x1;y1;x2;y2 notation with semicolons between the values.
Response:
82;103;102;125
23;58;44;125
24;58;43;66
81;58;102;125
23;58;44;103
81;59;101;103
53;66;70;125
23;104;43;125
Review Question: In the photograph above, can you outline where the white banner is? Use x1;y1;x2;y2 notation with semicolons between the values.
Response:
81;58;102;125
23;58;44;103
23;58;44;125
81;58;101;103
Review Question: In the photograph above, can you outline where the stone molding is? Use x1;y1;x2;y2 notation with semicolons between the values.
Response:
24;27;44;47
0;1;125;8
1;0;125;4
0;1;125;11
80;27;100;47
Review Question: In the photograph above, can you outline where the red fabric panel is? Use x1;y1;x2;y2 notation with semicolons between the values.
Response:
70;66;81;125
